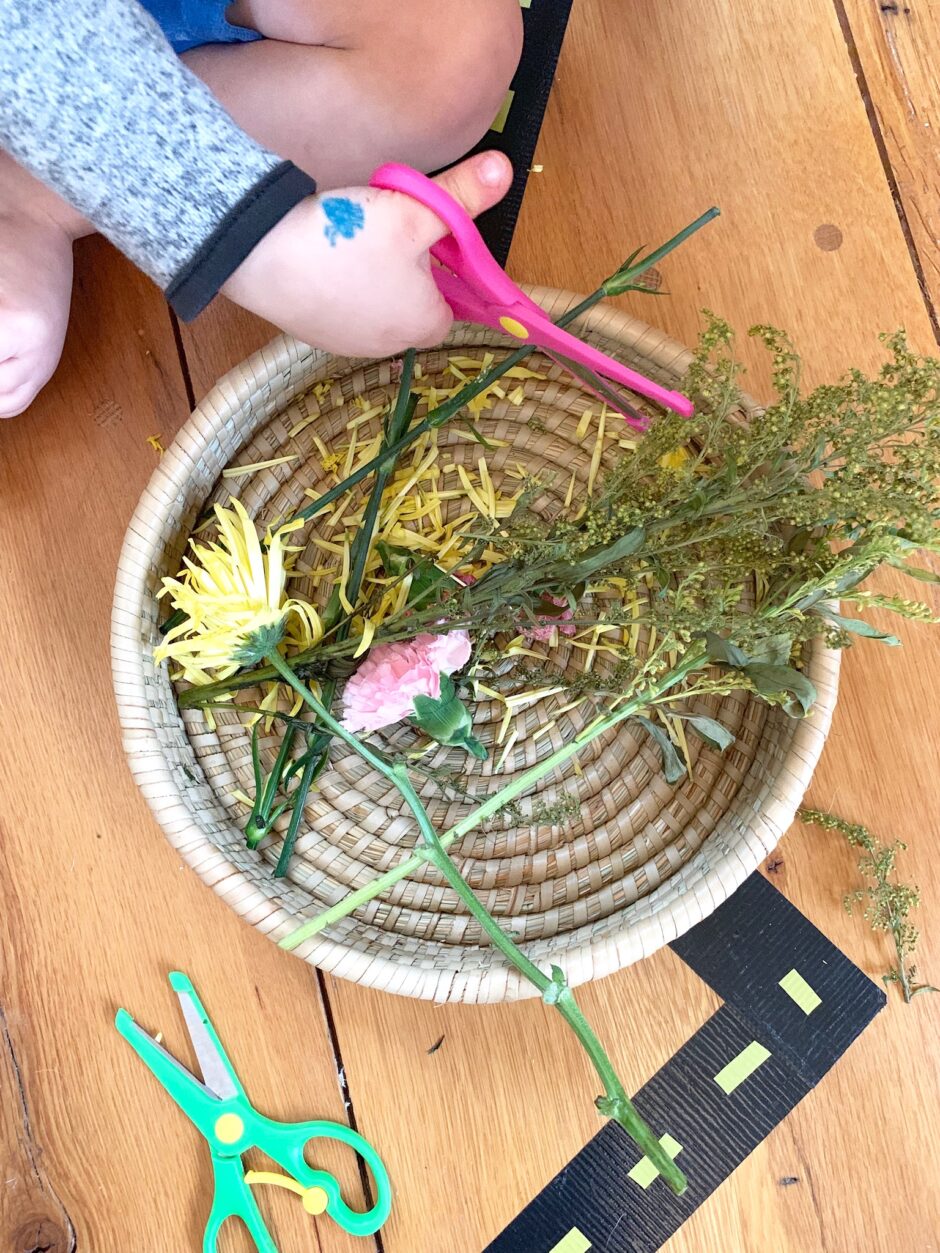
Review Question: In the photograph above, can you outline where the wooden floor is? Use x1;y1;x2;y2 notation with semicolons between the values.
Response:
2;2;939;1250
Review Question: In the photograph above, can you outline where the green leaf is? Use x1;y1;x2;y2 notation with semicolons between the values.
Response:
377;544;451;609
376;539;408;577
747;634;793;666
560;527;646;582
411;675;487;759
687;716;735;753
705;631;749;668
887;555;940;584
816;609;901;646
459;733;489;761
602;207;720;295
542;964;569;1005
744;663;817;717
459;420;499;450
634;716;687;784
793;566;872;610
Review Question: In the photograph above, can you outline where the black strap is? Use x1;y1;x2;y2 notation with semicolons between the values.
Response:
464;0;575;266
484;874;885;1252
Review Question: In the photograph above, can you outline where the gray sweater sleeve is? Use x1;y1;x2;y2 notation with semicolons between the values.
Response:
0;0;316;318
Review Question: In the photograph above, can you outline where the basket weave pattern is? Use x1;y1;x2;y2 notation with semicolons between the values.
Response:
112;292;839;1002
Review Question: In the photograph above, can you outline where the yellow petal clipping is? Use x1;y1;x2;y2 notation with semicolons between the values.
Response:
587;405;607;496
353;618;376;658
495;729;519;772
222;454;299;479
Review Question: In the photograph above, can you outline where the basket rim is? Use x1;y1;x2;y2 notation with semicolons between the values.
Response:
111;291;840;1003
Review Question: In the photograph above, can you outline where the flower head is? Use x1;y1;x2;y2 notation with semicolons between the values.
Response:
522;596;577;643
341;630;471;733
155;499;321;684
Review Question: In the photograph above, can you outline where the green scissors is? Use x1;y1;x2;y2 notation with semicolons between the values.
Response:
116;972;392;1250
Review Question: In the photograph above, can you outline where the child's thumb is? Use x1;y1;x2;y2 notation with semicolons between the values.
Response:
424;152;513;241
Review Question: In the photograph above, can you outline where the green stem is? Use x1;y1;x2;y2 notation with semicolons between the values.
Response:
268;353;420;873
265;649;688;1195
274;739;329;878
245;721;297;849
390;762;686;1192
602;207;720;295
281;649;707;946
349;350;417;601
892;922;915;1004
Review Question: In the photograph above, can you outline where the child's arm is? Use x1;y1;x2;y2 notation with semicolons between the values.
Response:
0;0;511;356
0;0;315;319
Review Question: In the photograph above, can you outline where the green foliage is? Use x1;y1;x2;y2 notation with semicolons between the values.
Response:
633;715;687;783
799;808;937;1003
309;316;939;725
411;674;487;759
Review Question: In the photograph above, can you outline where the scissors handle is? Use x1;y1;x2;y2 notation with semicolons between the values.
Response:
205;1155;278;1253
256;1114;392;1238
368;162;695;420
370;161;519;306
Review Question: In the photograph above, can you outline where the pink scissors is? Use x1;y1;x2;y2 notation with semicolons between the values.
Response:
369;163;694;424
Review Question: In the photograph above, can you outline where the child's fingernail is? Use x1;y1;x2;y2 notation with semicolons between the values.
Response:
477;154;508;187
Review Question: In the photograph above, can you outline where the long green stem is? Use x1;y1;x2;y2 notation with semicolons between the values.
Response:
383;759;685;1189
273;737;329;878
265;649;688;1195
280;650;706;946
245;721;296;849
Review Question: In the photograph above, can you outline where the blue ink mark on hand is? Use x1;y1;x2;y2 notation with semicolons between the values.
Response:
322;197;366;246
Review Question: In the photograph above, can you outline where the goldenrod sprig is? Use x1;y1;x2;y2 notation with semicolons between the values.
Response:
800;808;937;1003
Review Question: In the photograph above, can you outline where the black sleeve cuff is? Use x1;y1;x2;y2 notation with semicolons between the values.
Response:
166;161;317;321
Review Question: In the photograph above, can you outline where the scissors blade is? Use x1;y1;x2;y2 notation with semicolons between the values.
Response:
546;350;651;430
116;1009;218;1104
171;973;240;1102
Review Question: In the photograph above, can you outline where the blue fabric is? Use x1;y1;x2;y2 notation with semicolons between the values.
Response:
139;0;264;53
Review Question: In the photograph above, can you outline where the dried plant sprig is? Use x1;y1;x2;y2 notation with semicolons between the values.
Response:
799;808;937;1003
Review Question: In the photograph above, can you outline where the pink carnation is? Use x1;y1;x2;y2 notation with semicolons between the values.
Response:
341;631;472;733
522;597;577;643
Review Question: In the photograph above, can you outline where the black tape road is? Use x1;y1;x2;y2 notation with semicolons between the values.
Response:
460;0;574;266
484;873;886;1253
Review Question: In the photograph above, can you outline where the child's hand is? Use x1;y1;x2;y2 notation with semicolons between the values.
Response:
222;151;513;359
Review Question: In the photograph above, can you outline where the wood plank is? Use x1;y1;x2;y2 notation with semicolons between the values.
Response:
177;301;277;399
317;1;940;1250
0;239;371;1252
836;0;940;336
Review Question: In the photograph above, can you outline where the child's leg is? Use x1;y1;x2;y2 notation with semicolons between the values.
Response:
185;0;523;186
0;0;522;417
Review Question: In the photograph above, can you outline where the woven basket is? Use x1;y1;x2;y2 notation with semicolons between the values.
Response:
112;290;839;1003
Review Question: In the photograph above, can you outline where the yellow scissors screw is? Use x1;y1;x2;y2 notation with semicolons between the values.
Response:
214;1113;245;1144
499;315;529;339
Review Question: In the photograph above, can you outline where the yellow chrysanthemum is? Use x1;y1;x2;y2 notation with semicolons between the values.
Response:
155;499;321;685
